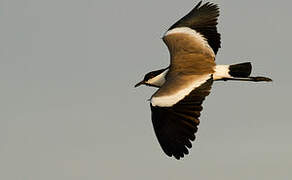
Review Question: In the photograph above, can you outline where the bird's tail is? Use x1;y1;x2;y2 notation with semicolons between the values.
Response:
213;62;272;82
228;62;252;78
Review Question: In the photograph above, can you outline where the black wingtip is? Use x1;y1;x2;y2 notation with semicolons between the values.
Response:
195;1;203;9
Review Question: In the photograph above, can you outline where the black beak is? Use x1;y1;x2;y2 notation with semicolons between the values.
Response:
135;80;145;88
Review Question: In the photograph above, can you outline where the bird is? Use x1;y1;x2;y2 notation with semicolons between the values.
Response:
135;1;272;160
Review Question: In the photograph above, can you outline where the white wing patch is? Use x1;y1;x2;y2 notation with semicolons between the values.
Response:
151;74;211;107
164;27;215;57
213;65;231;80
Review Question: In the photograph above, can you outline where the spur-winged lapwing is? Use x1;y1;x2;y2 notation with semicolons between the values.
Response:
135;1;272;160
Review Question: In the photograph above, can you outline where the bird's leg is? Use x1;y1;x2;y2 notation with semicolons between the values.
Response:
216;76;272;82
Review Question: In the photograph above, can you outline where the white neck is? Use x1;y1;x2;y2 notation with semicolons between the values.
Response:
146;69;168;87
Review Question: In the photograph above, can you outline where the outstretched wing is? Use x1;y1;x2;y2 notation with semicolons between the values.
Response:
163;1;221;56
148;1;220;159
148;1;219;159
151;77;213;159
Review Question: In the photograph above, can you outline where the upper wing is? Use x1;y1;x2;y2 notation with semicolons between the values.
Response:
150;76;213;159
163;1;221;57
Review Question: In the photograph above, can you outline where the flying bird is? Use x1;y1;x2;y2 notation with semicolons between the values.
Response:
135;1;272;160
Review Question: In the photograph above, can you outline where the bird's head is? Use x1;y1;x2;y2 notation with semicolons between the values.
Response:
135;68;168;88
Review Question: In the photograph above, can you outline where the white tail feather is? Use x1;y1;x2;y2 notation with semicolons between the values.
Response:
213;65;231;80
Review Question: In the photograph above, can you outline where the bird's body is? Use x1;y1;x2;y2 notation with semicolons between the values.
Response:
135;1;272;160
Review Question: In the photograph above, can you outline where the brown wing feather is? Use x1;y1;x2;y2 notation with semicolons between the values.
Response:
167;1;221;54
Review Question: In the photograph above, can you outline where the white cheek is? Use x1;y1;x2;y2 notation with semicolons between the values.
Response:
147;76;165;86
146;70;168;87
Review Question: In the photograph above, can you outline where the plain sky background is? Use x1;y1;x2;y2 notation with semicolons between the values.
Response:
0;0;291;179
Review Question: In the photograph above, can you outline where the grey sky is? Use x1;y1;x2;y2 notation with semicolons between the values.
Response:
0;0;291;179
